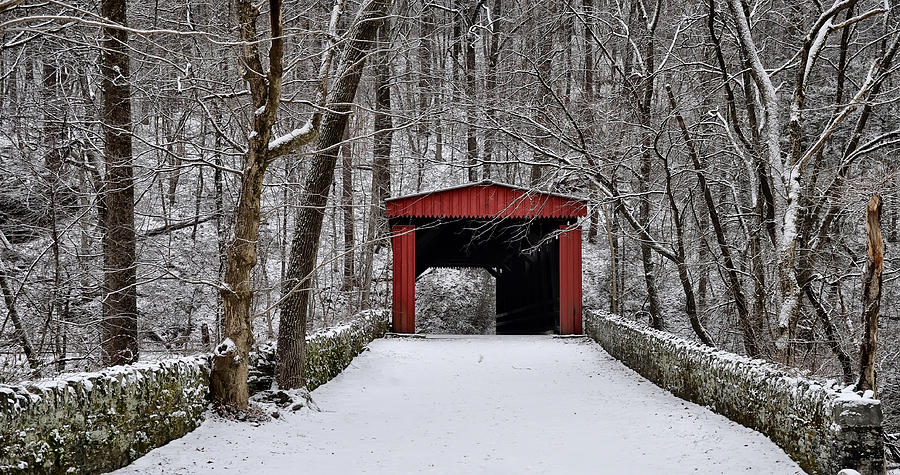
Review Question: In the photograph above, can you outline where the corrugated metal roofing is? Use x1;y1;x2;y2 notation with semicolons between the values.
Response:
385;180;587;219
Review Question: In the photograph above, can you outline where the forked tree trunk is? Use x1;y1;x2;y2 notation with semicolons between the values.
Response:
857;194;883;394
209;0;326;409
100;0;139;366
212;144;269;407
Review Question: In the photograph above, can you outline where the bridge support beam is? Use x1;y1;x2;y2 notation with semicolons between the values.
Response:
559;225;583;334
391;225;416;333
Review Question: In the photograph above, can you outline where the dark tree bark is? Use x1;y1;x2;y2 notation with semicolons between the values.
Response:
372;19;393;237
636;1;662;330
582;0;594;102
340;126;357;290
0;263;39;372
463;1;483;182
804;284;854;384
100;0;139;367
530;3;555;186
277;0;391;390
857;195;883;394
666;85;758;356
482;0;501;180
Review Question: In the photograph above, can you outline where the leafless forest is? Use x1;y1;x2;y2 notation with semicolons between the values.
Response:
1;0;899;425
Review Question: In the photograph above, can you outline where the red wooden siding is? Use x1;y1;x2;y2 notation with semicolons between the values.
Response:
386;182;587;219
559;225;583;335
391;225;416;333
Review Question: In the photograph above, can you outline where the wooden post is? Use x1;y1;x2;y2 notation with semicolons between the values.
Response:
857;195;883;394
559;225;583;334
391;225;416;333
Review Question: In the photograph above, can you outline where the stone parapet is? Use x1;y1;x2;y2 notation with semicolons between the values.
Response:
584;310;884;475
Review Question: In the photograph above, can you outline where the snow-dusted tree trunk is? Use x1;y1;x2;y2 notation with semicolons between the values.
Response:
99;0;139;367
210;0;334;409
277;0;392;390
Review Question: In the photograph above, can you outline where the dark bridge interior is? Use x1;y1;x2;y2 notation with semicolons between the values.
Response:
397;217;570;334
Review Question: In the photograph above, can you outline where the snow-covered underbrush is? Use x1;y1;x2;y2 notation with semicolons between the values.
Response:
0;309;389;474
415;268;495;334
248;308;389;392
585;310;884;475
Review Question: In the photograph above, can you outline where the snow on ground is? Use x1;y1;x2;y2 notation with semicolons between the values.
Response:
115;336;802;474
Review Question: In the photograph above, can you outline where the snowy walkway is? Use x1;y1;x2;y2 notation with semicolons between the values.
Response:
116;336;802;474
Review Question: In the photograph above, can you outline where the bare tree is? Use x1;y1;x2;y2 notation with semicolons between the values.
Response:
99;0;139;366
277;0;392;390
209;0;339;409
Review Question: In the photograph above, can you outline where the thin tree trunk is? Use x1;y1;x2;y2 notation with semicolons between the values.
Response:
341;127;357;290
666;85;758;356
637;23;661;330
482;0;501;181
463;1;481;182
0;261;39;372
603;201;619;314
100;0;139;366
804;285;854;384
372;18;393;238
857;194;883;394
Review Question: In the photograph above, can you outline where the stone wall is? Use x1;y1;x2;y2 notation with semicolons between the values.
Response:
0;309;389;474
0;356;209;474
585;310;885;475
249;309;389;392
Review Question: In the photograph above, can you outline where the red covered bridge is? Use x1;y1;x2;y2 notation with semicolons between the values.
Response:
386;181;587;335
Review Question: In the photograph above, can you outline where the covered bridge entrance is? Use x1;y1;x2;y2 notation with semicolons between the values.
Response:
386;181;587;335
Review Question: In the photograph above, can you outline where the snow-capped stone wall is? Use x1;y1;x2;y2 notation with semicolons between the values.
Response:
249;309;390;392
0;355;210;474
0;309;389;474
585;310;884;475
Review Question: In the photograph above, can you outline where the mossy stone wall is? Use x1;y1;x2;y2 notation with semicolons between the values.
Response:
0;309;389;474
0;356;209;474
585;310;884;475
248;309;389;392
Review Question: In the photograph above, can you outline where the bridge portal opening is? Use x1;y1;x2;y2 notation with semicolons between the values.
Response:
415;267;496;334
387;181;585;335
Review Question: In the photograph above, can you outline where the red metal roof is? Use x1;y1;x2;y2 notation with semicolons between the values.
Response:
386;180;587;219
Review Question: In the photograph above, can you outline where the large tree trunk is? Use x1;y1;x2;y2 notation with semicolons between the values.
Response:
212;145;268;408
100;0;139;367
209;0;323;409
857;194;883;394
277;0;390;390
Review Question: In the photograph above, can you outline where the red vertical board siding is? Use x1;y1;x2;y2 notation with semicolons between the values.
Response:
391;225;416;333
406;227;415;332
559;228;570;334
573;227;583;334
559;225;582;335
391;226;403;332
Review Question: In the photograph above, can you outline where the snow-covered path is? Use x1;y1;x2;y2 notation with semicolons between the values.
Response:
116;336;802;474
